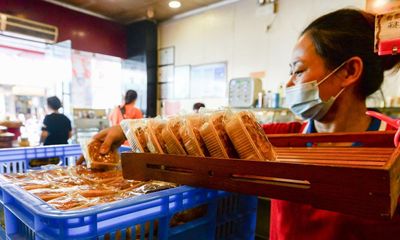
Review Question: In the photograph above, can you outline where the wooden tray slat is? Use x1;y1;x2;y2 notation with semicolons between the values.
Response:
277;159;385;167
276;147;394;154
268;131;396;147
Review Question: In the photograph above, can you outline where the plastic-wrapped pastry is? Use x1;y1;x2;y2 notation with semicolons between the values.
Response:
180;114;209;157
200;111;238;159
225;111;276;161
47;194;92;210
81;140;120;168
16;180;52;190
132;181;178;194
28;188;69;201
121;119;150;153
161;117;187;155
146;118;168;154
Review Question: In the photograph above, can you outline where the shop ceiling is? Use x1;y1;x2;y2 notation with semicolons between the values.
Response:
44;0;225;24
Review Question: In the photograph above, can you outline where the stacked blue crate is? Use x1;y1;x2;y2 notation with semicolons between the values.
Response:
0;145;257;240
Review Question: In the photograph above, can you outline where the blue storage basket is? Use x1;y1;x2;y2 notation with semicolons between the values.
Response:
0;145;257;240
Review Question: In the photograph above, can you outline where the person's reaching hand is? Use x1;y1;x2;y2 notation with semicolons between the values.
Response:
93;125;126;154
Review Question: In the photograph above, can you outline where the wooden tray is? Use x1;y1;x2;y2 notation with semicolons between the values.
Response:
121;131;400;219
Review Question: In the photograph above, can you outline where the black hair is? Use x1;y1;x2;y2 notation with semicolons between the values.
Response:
302;8;400;99
47;96;62;111
193;102;205;111
120;90;138;115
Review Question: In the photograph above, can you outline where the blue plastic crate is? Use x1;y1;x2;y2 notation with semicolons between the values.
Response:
0;144;131;173
0;145;257;240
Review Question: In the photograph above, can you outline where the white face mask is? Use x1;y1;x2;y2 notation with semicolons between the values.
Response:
285;60;347;121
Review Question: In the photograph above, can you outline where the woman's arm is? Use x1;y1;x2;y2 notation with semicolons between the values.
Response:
40;130;48;144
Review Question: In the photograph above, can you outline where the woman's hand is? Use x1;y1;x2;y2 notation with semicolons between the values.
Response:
93;125;126;154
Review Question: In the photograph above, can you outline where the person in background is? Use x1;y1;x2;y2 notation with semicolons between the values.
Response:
193;102;205;113
40;96;72;145
109;90;143;126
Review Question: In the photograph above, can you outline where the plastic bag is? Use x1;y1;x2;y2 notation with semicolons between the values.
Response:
179;114;209;157
132;180;177;194
28;187;79;201
81;139;120;168
200;111;238;159
225;111;276;161
161;117;187;155
146;118;168;154
47;193;93;210
121;119;150;153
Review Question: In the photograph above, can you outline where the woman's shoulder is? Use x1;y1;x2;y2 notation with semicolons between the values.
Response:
125;105;143;118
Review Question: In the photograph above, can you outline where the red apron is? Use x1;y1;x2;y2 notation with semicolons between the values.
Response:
267;120;400;240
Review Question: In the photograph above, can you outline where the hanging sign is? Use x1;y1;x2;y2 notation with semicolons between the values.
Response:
375;10;400;55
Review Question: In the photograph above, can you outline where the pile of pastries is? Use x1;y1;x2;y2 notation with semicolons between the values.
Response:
3;166;176;211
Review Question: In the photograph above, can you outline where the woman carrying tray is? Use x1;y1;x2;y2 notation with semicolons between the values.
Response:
93;8;400;240
268;8;400;240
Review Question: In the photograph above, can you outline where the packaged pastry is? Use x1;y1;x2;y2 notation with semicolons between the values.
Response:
81;139;120;168
225;111;276;161
76;184;117;198
146;118;168;154
132;181;177;194
28;188;69;201
161;117;187;155
43;169;85;187
72;166;123;184
179;114;209;157
120;119;150;153
47;194;92;210
16;180;52;190
199;111;238;159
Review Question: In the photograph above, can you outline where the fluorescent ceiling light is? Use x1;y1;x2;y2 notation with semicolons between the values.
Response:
169;1;181;9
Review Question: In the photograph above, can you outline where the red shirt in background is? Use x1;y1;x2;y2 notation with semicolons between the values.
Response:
109;105;143;126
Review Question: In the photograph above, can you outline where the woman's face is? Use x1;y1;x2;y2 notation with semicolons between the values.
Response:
287;34;344;101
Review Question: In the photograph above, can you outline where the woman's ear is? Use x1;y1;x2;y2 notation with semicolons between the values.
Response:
340;56;363;88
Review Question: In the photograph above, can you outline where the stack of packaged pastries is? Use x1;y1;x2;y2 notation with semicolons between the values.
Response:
122;110;276;161
2;138;177;211
2;165;177;211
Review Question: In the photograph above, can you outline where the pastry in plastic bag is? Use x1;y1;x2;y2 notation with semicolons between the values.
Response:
225;111;276;161
161;117;187;155
121;119;150;153
200;111;238;159
76;185;118;198
146;118;168;154
47;194;92;210
72;166;123;184
132;181;177;194
16;180;52;190
29;188;70;201
180;114;209;157
81;139;120;168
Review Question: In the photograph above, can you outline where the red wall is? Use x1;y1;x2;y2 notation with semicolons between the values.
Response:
0;0;127;58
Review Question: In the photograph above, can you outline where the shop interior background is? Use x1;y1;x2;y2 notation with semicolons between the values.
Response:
0;0;399;147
